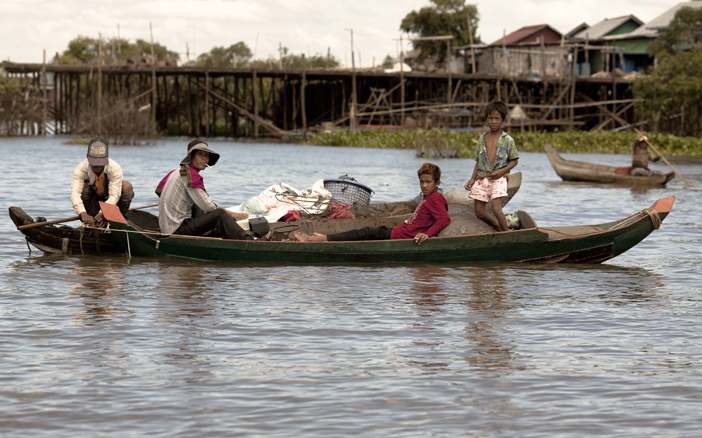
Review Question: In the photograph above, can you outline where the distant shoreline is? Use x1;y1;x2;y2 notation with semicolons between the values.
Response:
8;129;699;157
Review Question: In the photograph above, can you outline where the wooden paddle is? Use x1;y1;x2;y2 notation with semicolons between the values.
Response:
17;203;159;230
633;128;692;187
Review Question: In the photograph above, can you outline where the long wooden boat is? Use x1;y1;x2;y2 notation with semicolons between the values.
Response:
545;144;675;186
9;173;524;256
9;207;160;255
101;197;674;264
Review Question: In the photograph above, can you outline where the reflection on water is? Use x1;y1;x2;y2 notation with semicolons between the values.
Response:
67;260;129;323
461;267;514;373
1;138;702;437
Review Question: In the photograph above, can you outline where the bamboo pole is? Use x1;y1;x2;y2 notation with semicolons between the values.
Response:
253;69;259;137
447;39;452;104
570;65;576;129
351;58;357;131
41;50;47;136
149;23;156;134
175;73;182;136
502;30;508;75
72;89;153;135
585;35;589;75
400;34;405;127
205;87;286;135
98;35;103;134
540;36;546;77
205;71;210;137
301;54;307;135
467;16;476;74
187;75;194;136
17;204;159;230
634;128;692;187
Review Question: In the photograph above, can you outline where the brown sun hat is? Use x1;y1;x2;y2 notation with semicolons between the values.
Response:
180;139;220;166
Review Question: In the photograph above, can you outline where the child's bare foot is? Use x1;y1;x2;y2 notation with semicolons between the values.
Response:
293;231;308;242
293;231;327;242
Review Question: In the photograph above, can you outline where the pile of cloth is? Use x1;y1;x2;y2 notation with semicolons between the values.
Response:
227;180;334;225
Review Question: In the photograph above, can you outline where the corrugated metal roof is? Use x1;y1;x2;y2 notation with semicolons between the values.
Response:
565;23;590;39
489;24;561;46
570;15;643;40
627;1;702;37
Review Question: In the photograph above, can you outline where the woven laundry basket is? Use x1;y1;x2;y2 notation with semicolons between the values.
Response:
323;177;374;206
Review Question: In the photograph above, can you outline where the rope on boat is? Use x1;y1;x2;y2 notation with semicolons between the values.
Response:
126;229;131;262
641;207;661;229
79;227;85;256
610;208;661;230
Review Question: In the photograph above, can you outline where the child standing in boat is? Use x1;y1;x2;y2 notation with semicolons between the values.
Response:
294;163;450;245
464;100;519;232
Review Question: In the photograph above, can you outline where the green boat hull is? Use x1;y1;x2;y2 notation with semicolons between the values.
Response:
102;197;674;265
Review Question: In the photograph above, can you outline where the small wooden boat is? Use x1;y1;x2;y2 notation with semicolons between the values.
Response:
10;174;524;256
9;207;160;255
544;144;675;186
101;197;674;265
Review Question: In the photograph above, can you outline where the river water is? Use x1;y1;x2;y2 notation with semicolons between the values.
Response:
1;137;701;437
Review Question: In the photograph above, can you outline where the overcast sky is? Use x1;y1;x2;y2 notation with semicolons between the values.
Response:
0;0;679;66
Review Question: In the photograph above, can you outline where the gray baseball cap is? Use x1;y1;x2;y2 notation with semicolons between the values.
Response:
87;137;109;166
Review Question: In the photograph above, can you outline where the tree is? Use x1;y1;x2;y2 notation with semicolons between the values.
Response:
58;36;180;65
133;39;180;62
634;6;702;136
196;42;253;68
58;36;100;65
399;0;480;62
260;47;340;69
381;55;395;68
648;6;702;56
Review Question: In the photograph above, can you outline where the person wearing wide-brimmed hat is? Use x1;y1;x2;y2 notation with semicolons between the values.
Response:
631;134;663;177
156;139;262;240
70;137;134;226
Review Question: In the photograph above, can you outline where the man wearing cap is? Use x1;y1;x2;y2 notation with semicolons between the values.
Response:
155;139;256;240
70;137;134;226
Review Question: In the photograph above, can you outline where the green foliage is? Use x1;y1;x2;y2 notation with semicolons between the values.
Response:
648;6;702;56
196;42;253;68
305;129;702;156
399;0;480;62
634;50;702;136
58;36;179;65
259;46;341;69
133;39;180;60
381;55;395;68
0;70;34;94
59;36;100;65
0;68;15;93
634;7;702;137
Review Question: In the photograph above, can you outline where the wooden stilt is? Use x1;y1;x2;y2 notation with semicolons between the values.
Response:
253;69;259;138
301;54;307;135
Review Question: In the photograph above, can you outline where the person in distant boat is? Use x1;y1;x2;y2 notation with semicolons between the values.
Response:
70;137;134;227
464;100;519;232
631;135;662;177
293;162;450;245
156;139;267;240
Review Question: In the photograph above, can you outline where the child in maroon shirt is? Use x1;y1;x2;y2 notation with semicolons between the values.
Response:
293;163;450;245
